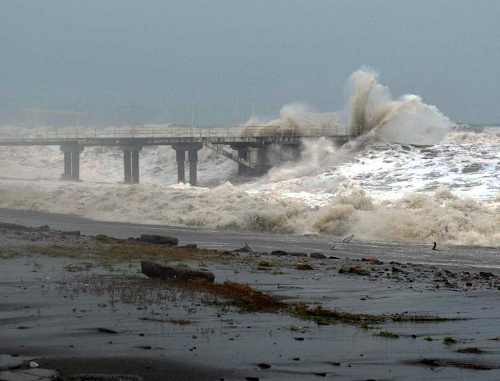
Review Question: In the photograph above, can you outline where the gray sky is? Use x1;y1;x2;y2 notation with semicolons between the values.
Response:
1;0;499;126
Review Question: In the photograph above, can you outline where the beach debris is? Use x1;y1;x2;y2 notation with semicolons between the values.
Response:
432;242;438;250
7;362;22;370
342;235;354;243
457;347;485;354
1;369;60;379
339;267;370;276
29;361;38;368
258;260;274;267
140;234;178;246
374;330;400;338
270;250;307;257
258;363;271;369
141;260;215;282
139;317;191;324
420;358;494;370
331;361;340;366
362;258;383;265
270;250;287;256
479;272;495;278
66;374;144;380
329;244;335;250
95;234;119;244
444;337;457;345
310;253;326;259
234;243;253;252
245;377;260;381
98;328;118;334
286;325;306;332
314;372;327;376
178;244;197;249
296;263;314;270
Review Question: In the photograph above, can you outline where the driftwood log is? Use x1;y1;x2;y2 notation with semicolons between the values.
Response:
141;260;215;282
140;234;178;245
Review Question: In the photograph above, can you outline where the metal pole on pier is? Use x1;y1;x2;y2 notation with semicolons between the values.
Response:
176;104;179;127
127;106;133;126
235;101;239;127
113;106;119;126
191;100;195;136
252;101;255;125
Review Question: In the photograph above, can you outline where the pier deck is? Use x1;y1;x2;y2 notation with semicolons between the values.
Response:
0;125;362;185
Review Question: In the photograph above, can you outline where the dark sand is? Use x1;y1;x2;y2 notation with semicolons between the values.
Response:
1;217;500;380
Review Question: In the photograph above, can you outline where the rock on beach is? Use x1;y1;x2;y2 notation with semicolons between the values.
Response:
141;260;215;282
140;234;178;245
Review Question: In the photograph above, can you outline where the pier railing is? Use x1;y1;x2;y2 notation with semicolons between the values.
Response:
0;125;363;142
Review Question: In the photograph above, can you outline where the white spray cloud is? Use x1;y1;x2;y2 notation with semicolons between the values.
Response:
265;137;344;182
348;67;452;145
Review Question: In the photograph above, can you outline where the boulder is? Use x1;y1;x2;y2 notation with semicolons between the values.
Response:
140;234;178;245
270;250;288;256
270;250;307;257
141;260;215;282
339;267;370;276
362;258;383;265
310;252;326;259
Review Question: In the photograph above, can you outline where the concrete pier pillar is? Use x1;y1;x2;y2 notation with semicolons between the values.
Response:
188;150;198;186
248;147;259;166
123;150;132;184
237;149;247;175
176;150;186;183
172;143;203;185
132;149;140;184
121;146;142;184
257;144;270;175
60;145;84;181
64;152;72;177
258;145;268;165
71;150;80;180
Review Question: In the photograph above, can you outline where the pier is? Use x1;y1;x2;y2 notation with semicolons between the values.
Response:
0;125;362;185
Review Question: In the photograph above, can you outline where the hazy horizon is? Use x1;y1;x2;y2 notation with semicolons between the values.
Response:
2;0;500;126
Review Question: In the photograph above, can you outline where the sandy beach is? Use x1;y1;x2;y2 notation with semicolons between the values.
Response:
1;221;500;381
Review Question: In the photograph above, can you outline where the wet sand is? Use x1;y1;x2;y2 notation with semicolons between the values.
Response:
1;219;500;380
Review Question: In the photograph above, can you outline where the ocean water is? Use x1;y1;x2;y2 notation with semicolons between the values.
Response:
0;69;498;247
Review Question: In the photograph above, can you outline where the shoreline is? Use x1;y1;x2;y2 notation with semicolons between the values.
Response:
1;221;500;380
1;207;499;271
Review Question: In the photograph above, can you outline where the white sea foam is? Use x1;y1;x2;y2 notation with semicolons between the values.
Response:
0;69;498;247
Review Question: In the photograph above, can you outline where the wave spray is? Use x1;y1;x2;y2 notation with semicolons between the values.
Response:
348;68;452;145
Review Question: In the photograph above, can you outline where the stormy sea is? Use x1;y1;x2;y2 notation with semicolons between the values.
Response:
0;69;498;248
